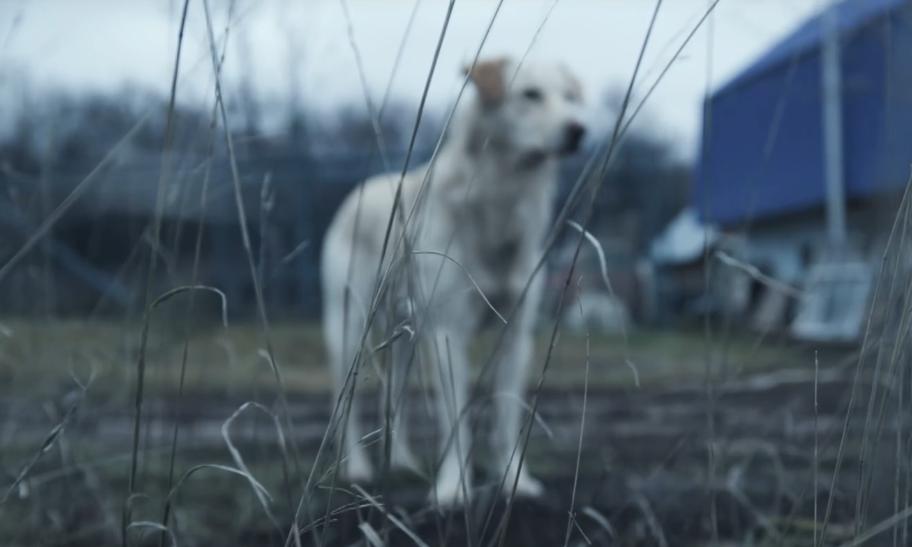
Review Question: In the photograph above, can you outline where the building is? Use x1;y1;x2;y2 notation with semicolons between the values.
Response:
693;0;912;335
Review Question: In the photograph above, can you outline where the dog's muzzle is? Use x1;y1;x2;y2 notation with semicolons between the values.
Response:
560;122;586;155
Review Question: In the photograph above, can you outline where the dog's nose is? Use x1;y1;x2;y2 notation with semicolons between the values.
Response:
562;122;586;153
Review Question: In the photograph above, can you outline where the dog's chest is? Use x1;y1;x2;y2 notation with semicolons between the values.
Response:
455;193;544;293
470;209;523;273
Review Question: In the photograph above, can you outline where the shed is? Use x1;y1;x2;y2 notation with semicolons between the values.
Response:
694;0;912;227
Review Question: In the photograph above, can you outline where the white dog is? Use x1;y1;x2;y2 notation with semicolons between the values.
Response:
321;57;585;505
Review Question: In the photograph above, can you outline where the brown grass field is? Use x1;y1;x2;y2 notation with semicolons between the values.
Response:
2;319;875;546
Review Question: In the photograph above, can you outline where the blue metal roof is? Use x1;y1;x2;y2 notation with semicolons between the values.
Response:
694;0;912;226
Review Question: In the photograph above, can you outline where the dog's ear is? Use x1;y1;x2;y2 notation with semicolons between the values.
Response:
464;58;509;106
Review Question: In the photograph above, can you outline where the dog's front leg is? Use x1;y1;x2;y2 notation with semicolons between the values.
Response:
428;329;472;506
492;278;545;499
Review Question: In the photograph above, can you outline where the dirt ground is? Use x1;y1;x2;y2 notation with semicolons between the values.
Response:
0;321;885;546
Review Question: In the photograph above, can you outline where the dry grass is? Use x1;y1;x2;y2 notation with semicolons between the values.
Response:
0;319;840;547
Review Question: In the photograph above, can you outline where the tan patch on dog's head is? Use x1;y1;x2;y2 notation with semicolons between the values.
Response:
464;57;510;106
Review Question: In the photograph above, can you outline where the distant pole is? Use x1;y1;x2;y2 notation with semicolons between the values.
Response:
821;1;847;251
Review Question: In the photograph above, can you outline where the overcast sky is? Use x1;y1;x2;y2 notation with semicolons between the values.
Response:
1;0;825;158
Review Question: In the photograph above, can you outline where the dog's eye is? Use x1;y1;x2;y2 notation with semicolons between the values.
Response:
522;88;543;102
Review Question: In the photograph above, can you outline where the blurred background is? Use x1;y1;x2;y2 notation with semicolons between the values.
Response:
2;0;911;545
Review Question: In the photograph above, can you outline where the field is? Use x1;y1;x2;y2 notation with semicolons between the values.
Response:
3;2;911;546
2;320;883;546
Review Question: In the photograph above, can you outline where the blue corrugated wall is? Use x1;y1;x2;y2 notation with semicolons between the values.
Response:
694;0;912;226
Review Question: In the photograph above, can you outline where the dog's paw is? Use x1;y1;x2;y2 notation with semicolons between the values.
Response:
342;451;374;483
504;469;544;499
430;471;470;507
390;445;422;475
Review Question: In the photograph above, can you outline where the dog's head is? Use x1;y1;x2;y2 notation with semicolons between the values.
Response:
464;57;586;164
